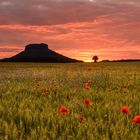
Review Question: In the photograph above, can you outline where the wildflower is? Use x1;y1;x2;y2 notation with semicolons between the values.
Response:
83;98;91;106
59;106;69;115
84;83;90;90
36;84;40;87
80;115;86;121
53;87;58;91
133;116;140;126
44;92;49;96
120;106;130;115
87;80;92;83
84;83;88;87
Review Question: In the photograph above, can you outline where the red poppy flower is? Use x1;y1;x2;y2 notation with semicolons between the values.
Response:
36;84;40;87
133;116;140;126
54;87;58;91
84;83;88;87
44;92;49;96
84;83;90;90
87;80;92;83
79;115;86;121
83;98;91;106
120;106;130;115
59;106;69;115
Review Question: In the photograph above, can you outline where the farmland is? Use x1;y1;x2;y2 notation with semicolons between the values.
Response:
0;62;140;140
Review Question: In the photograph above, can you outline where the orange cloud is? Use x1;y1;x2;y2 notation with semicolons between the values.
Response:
0;1;140;61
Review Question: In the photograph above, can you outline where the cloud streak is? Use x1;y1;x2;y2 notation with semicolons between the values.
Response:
0;0;140;61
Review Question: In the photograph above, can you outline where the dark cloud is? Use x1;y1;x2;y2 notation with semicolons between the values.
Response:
0;0;139;25
0;0;139;61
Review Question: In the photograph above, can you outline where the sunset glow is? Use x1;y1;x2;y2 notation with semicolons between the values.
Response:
0;0;140;61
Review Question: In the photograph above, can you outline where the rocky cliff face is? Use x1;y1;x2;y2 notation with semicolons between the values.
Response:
0;43;83;63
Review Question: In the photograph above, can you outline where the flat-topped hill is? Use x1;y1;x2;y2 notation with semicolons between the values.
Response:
0;43;83;63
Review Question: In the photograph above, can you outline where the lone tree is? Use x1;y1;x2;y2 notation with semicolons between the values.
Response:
92;55;99;63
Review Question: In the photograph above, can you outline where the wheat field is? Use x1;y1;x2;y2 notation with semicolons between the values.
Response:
0;62;140;140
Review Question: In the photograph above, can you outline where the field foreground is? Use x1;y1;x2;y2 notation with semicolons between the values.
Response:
0;62;140;140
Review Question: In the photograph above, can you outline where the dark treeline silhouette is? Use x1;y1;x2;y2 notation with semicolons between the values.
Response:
0;43;83;63
102;59;140;62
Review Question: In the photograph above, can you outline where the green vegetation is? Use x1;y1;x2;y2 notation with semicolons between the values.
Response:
0;62;140;140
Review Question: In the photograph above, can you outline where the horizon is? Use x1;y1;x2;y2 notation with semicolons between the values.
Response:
0;0;140;62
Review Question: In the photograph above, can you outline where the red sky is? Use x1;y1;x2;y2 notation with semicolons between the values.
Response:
0;0;140;62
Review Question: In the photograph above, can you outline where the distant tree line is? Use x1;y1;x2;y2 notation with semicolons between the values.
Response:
102;59;140;62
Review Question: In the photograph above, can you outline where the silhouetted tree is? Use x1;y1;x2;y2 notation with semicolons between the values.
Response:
92;55;99;63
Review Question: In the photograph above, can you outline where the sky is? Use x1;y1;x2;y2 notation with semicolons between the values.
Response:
0;0;140;62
